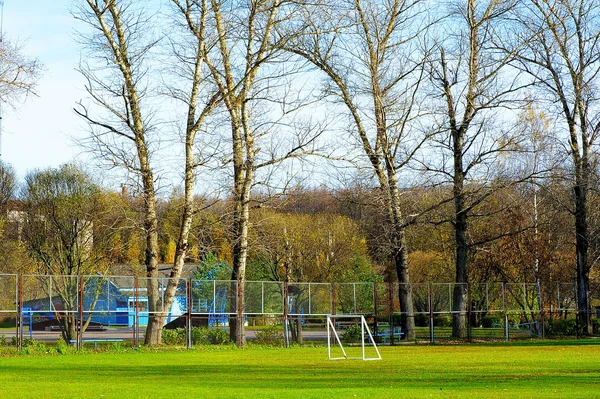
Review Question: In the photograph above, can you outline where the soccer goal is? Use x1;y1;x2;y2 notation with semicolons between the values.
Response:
326;314;381;361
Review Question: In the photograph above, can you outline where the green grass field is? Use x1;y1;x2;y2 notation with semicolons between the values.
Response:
1;342;599;398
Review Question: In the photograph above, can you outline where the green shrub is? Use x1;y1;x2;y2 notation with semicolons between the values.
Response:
434;316;451;327
161;328;187;345
206;328;229;344
593;318;600;335
254;325;284;346
162;327;231;346
481;316;502;328
190;327;208;344
0;335;6;346
341;325;362;344
546;319;581;336
22;338;47;355
56;337;68;354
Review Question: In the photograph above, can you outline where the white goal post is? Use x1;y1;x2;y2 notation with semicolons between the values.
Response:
326;314;381;361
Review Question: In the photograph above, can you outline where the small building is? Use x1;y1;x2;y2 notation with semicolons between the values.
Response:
22;277;185;328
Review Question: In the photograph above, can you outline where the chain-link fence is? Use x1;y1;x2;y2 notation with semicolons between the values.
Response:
2;274;599;348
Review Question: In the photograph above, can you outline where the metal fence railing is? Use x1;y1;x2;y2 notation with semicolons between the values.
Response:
1;274;599;348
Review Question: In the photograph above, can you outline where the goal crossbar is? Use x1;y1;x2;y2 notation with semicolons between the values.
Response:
326;315;381;361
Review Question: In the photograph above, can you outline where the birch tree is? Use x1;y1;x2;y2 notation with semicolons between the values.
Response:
516;102;554;288
192;0;323;346
75;0;219;344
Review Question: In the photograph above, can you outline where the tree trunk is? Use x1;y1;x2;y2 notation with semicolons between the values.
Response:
155;39;209;343
452;209;469;338
574;183;591;335
230;202;249;346
452;130;468;338
59;313;77;343
380;102;415;341
142;176;161;345
229;121;252;346
232;190;251;346
394;230;415;340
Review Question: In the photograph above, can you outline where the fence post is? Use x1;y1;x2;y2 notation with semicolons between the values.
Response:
134;276;139;348
78;277;84;350
574;281;580;339
503;282;509;341
373;283;378;339
308;283;312;315
467;284;472;343
17;275;22;349
187;279;192;349
388;282;394;345
539;282;545;339
429;283;434;344
283;281;289;348
556;282;560;320
330;283;336;315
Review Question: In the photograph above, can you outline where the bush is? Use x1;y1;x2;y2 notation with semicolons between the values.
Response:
481;316;502;328
341;325;362;344
254;325;284;346
206;328;229;345
162;328;187;345
593;319;600;335
162;327;231;346
434;316;451;327
21;338;47;355
546;318;581;336
56;337;69;354
190;327;207;344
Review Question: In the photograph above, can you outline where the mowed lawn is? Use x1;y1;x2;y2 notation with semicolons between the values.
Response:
1;342;599;398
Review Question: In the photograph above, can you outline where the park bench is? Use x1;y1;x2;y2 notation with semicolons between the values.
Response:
373;326;403;343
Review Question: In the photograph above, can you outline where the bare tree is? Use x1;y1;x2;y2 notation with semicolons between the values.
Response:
0;37;41;105
284;0;435;339
515;102;556;287
74;0;162;344
196;0;323;346
424;0;526;337
74;0;219;344
513;0;600;335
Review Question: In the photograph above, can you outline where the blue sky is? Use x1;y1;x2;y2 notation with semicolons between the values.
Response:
3;0;86;179
1;1;335;192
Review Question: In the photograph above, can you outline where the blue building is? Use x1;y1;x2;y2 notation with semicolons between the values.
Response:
22;277;185;328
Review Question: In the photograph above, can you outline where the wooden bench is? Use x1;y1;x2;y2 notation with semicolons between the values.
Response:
69;338;124;349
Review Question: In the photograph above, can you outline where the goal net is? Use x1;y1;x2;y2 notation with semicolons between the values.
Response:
326;315;381;361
